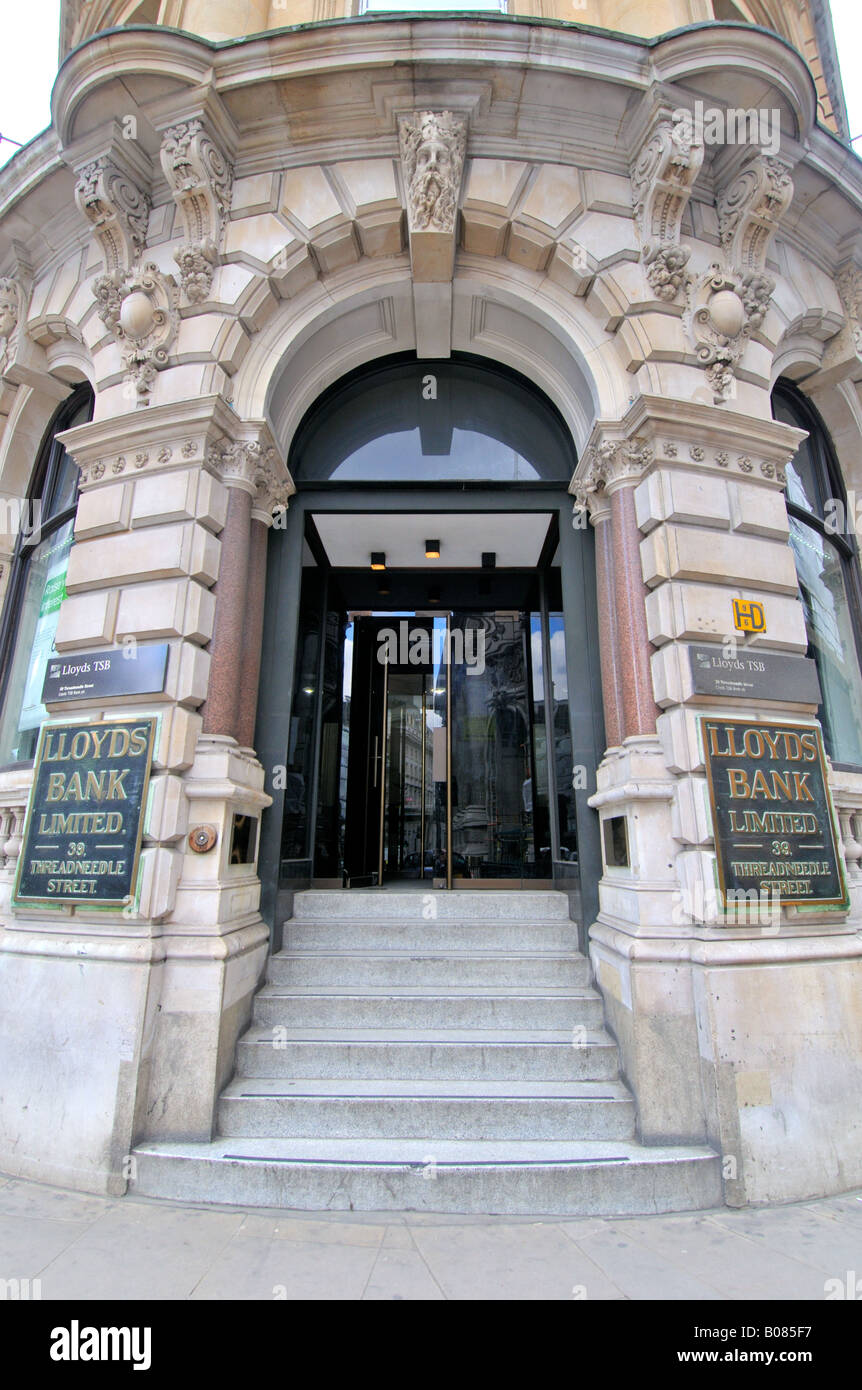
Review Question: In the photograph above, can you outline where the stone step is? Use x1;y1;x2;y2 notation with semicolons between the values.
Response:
217;1077;636;1141
252;987;605;1031
267;949;592;989
290;889;572;924
283;919;578;953
130;1136;723;1216
235;1027;620;1080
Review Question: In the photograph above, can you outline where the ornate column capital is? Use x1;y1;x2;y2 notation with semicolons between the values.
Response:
159;118;234;306
207;425;294;519
572;431;655;517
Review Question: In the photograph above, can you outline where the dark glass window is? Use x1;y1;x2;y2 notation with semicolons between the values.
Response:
0;386;94;764
290;355;576;486
772;383;862;766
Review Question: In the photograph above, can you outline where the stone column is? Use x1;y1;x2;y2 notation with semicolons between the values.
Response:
202;479;253;742
237;509;271;751
608;480;659;739
586;493;623;749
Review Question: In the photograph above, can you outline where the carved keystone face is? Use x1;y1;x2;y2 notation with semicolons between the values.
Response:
0;289;17;340
415;137;452;184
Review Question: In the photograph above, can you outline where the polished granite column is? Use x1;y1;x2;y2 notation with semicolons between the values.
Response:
609;482;658;739
237;511;270;750
590;494;623;749
202;480;253;740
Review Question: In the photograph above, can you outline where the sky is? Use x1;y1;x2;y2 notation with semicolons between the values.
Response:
0;1;860;165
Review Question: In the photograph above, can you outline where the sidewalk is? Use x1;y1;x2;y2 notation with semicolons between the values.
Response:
1;1170;860;1300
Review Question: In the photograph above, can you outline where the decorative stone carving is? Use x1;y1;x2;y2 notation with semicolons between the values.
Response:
93;262;179;407
160;120;233;305
817;262;862;381
630;109;704;303
572;436;654;516
686;262;773;404
0;276;24;377
399;111;466;234
682;153;794;401
74;156;150;273
398;111;467;286
208;435;293;517
717;155;794;272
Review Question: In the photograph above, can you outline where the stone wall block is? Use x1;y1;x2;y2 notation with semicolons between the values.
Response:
195;469;228;534
183;581;216;645
74;482;131;540
163;640;210;707
131;470;199;529
635;469;732;533
54;589;118;650
116;578;187;640
134;845;182;920
187;524;221;587
728;480;790;539
145;772;189;843
641;524;800;594
672;773;713;847
646;580;807;651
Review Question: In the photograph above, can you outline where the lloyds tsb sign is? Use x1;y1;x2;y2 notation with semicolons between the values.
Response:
15;717;157;906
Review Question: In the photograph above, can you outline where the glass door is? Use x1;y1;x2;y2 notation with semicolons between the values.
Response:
377;616;452;886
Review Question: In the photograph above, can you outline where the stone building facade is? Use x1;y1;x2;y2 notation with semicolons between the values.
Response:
0;0;861;1213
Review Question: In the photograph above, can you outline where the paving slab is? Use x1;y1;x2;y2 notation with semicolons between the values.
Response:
3;1169;861;1301
361;1248;446;1300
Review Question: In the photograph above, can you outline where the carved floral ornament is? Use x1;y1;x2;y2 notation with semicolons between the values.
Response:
571;432;790;518
74;156;150;273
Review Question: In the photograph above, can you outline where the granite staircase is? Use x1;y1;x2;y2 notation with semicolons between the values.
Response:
132;890;722;1214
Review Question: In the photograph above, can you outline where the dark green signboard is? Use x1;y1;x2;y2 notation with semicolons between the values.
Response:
701;717;847;908
14;716;157;906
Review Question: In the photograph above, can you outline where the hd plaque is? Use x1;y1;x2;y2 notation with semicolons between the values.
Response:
701;717;847;909
14;716;157;906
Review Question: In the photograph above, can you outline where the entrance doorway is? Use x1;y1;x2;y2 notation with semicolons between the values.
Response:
254;355;605;933
343;607;560;888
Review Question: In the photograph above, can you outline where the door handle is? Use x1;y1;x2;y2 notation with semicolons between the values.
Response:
372;735;379;787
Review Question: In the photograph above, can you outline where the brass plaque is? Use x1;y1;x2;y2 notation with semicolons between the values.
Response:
701;717;847;909
14;717;157;907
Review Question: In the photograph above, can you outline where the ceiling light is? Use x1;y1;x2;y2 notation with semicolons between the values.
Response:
482;552;496;569
425;539;441;559
370;552;386;571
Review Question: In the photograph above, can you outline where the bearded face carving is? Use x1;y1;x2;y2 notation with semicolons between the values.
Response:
0;280;18;343
399;112;466;235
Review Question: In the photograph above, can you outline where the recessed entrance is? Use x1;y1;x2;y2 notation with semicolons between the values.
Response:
282;514;579;890
255;355;605;936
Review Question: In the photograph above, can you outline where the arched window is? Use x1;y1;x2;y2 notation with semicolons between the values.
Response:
289;355;576;486
772;381;862;767
0;385;94;765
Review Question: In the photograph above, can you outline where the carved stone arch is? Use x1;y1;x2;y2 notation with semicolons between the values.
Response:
229;262;623;461
0;367;93;509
